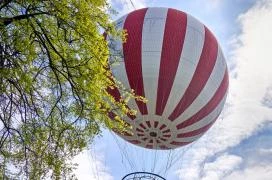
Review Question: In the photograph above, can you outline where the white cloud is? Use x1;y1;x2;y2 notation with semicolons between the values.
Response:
224;165;272;180
262;85;272;108
73;150;113;180
176;0;272;179
202;154;242;180
259;148;272;155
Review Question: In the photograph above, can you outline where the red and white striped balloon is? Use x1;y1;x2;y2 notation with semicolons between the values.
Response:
109;7;229;149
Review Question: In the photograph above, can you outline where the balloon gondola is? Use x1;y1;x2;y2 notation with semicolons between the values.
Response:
122;172;166;180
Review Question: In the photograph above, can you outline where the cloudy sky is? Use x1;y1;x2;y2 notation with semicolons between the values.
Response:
74;0;272;179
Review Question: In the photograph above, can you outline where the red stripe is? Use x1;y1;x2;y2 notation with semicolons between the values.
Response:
128;140;141;144
177;118;217;138
106;85;136;120
139;123;147;129
108;111;116;119
136;128;144;132
105;33;125;120
162;129;170;133
106;29;135;120
103;32;107;40
107;86;121;102
154;121;159;128
176;69;228;129
123;131;133;136
123;8;148;115
146;121;151;128
113;128;132;137
169;27;219;121
160;137;166;141
159;124;167;130
170;141;190;146
156;9;187;115
160;145;170;149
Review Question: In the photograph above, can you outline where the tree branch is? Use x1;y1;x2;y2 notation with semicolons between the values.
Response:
0;12;49;26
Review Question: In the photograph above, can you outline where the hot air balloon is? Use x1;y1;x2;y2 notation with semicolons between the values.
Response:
107;7;228;151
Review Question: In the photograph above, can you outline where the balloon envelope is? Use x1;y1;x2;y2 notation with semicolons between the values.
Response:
109;7;228;150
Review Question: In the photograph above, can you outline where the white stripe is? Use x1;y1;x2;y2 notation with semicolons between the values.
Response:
177;92;227;133
173;47;226;126
109;14;142;121
142;7;168;116
163;14;205;119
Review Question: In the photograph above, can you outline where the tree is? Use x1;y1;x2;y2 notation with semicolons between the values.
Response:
0;0;135;179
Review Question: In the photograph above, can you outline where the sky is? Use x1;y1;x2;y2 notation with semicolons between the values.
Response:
73;0;272;179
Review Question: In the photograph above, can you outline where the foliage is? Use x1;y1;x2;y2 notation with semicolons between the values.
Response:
0;0;135;179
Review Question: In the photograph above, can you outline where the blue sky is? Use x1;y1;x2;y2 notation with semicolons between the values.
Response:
73;0;272;179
